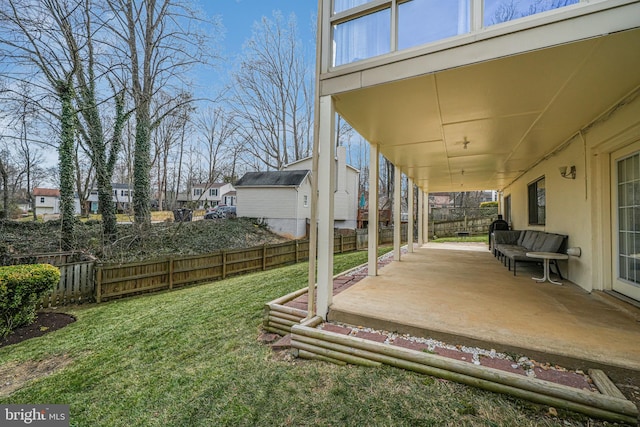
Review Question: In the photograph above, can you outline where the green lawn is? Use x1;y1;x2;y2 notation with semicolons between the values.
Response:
431;235;489;244
1;249;590;426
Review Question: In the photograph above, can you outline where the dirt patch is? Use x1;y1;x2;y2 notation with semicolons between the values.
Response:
0;354;74;397
1;312;76;349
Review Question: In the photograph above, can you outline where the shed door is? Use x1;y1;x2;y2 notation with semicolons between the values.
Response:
611;142;640;301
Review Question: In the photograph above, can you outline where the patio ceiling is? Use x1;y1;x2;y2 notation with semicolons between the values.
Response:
332;28;640;193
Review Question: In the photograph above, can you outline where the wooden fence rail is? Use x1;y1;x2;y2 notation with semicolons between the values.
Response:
40;261;95;308
16;225;407;306
96;225;407;302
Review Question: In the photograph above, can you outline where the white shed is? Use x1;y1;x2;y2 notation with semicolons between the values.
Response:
235;170;311;239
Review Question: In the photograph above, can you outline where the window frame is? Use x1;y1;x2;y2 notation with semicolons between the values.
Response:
503;194;511;225
527;176;546;225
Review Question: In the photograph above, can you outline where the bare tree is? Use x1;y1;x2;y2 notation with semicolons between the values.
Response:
105;0;221;227
0;0;83;249
150;91;193;212
230;12;313;170
195;106;238;183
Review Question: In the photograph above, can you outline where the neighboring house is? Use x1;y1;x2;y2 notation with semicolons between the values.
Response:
234;146;360;239
86;183;134;214
177;182;235;209
33;187;60;215
222;191;236;207
310;0;640;318
235;170;311;239
33;187;81;215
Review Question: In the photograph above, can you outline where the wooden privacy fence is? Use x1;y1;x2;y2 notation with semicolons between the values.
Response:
0;252;96;308
95;226;407;303
96;240;313;302
5;226;407;306
41;261;95;307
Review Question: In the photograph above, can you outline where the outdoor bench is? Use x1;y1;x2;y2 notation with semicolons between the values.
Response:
493;230;568;277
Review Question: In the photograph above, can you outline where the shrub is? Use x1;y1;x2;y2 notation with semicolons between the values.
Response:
0;264;60;338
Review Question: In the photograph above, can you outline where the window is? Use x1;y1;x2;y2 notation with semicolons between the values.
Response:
121;190;129;197
40;197;45;203
194;188;202;196
333;8;391;66
303;195;309;208
503;194;511;225
617;152;639;285
209;188;218;197
528;176;545;225
484;0;579;27
334;0;373;14
398;0;470;50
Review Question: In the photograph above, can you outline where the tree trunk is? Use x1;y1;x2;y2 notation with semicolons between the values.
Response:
0;158;8;219
133;109;151;226
58;82;76;250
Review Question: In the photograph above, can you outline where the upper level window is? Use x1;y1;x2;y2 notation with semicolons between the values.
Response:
40;197;45;203
333;8;391;66
484;0;579;27
398;0;470;50
194;188;202;196
528;176;545;225
209;188;218;197
334;0;373;14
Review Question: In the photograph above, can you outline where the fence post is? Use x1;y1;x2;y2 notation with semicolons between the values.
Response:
340;235;344;253
295;240;299;263
222;251;227;279
168;257;174;290
95;264;102;303
262;244;267;271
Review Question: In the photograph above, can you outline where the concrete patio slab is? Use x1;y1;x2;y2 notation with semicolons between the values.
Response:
328;244;640;381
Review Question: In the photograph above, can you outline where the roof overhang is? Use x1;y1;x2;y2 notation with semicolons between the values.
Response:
320;2;640;192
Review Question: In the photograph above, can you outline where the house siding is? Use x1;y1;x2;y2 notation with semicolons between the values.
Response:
503;93;640;293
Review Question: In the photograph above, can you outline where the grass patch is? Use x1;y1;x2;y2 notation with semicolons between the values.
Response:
0;249;594;426
431;235;488;244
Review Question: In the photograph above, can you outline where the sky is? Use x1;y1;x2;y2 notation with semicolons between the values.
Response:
194;0;318;95
201;0;317;57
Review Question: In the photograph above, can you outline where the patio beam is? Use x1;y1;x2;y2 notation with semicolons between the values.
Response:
393;167;401;261
418;190;424;246
368;143;379;276
407;177;414;253
316;95;335;319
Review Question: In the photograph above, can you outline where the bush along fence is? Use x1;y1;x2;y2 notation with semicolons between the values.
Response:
3;252;95;308
5;226;406;307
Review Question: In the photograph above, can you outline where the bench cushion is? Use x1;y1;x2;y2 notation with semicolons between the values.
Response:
532;233;565;253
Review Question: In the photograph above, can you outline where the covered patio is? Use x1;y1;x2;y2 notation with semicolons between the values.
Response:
327;243;640;381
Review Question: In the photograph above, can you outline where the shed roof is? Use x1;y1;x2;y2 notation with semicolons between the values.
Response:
33;188;60;197
235;170;309;187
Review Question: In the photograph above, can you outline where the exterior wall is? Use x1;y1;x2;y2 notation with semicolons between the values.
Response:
284;148;359;224
36;195;58;214
503;92;640;293
236;180;311;238
263;218;308;240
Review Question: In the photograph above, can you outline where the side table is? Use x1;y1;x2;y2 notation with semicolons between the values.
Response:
525;252;569;285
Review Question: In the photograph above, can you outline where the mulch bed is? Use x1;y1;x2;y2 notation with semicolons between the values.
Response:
1;312;76;348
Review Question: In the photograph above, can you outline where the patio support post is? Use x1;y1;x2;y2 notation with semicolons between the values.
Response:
393;167;402;261
368;143;379;276
423;186;430;242
316;95;336;319
407;177;414;253
418;190;424;246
